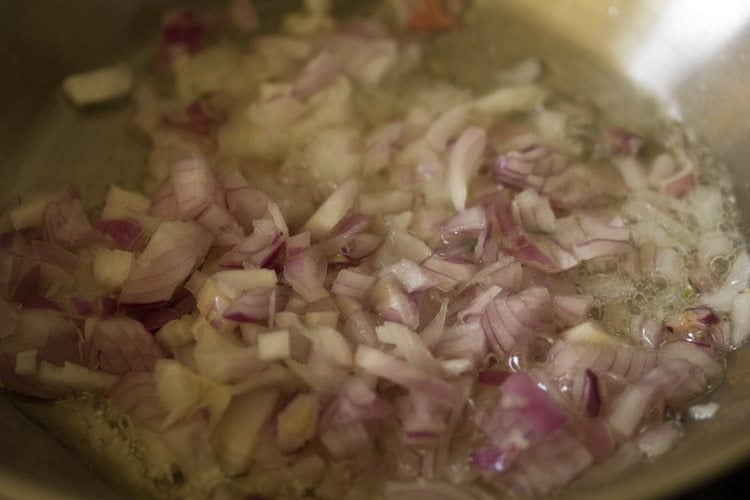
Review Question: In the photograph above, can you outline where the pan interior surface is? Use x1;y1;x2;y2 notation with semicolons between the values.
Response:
1;1;749;499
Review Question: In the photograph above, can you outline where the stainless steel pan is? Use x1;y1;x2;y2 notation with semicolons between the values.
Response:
1;1;749;498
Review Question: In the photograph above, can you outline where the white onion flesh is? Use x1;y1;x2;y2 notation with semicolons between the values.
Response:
1;2;746;498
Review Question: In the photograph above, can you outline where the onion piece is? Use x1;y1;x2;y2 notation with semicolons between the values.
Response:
448;126;487;212
222;286;277;323
331;268;376;299
369;275;419;330
9;187;78;231
474;84;549;116
15;349;38;376
422;256;478;292
294;51;340;101
354;345;464;409
196;203;244;246
62;63;134;106
43;198;94;248
302;177;361;239
552;295;593;327
480;286;553;356
258;329;290;360
0;298;21;339
432;320;487;363
512;189;556;234
213;268;277;293
375;321;442;373
171;156;219;219
215;388;278;476
379;259;437;293
420;297;448;348
688;402;720;421
426;103;471;152
660;168;696;198
95;218;144;250
363;121;405;175
193;324;260;382
283;249;328;302
387;230;432;264
504;429;593;496
458;285;502;320
501;373;569;436
320;421;372;459
119;220;212;305
93;247;134;289
635;422;682;458
220;219;284;269
397;390;450;445
320;376;394;429
108;372;167;430
276;393;320;453
35;361;118;391
613;157;648;191
441;206;487;240
217;168;270;232
304;325;353;367
155;359;232;428
86;316;165;375
545;339;656;382
605;128;642;157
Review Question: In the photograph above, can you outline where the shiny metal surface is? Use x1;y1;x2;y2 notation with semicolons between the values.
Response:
1;0;750;498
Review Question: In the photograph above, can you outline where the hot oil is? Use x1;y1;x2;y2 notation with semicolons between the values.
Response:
8;2;749;499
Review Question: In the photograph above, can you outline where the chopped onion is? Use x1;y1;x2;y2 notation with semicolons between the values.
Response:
379;259;437;293
605;128;642;157
62;63;134;106
86;316;165;375
7;5;747;496
320;421;371;459
93;247;134;289
95;219;144;250
369;275;420;330
258;329;291;360
276;393;319;453
15;349;38;376
35;361;118;391
552;295;593;327
171;156;220;219
331;268;376;299
120;220;212;305
302;177;361;239
481;286;553;356
474;84;549;116
193;324;260;382
375;321;441;373
108;371;166;431
687;402;719;421
355;345;464;409
512;189;556;234
448;126;487;212
635;422;681;458
283;249;328;302
155;359;232;428
43;198;93;247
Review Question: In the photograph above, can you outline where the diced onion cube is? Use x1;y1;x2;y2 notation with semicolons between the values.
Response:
93;247;134;288
62;63;134;106
258;330;291;361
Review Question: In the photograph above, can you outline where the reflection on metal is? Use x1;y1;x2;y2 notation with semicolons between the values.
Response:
626;0;750;106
